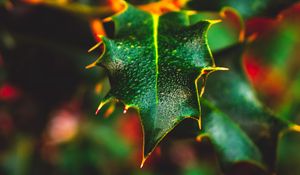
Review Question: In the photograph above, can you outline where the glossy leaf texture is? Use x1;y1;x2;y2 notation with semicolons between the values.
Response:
88;2;225;164
199;45;300;173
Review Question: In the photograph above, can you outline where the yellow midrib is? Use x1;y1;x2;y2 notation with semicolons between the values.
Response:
152;14;159;104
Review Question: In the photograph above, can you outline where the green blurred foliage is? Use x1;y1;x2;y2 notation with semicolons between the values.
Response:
277;130;300;175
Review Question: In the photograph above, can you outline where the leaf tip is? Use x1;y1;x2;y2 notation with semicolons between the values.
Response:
87;35;107;69
95;108;100;115
195;134;208;142
123;105;130;114
88;42;101;53
103;17;113;22
95;102;105;115
185;10;197;16
85;63;96;69
105;0;128;22
290;124;300;132
198;118;202;129
95;98;114;115
140;157;147;168
200;67;229;76
208;19;222;25
214;67;229;71
195;135;202;142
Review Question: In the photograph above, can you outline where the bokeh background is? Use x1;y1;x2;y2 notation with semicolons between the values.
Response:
1;0;300;175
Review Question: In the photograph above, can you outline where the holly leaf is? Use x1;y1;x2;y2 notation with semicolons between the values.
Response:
88;2;226;165
199;45;300;173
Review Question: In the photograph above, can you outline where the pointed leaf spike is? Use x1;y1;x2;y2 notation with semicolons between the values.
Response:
198;116;202;129
85;62;97;69
86;35;107;69
88;42;102;53
95;97;114;115
123;105;130;114
140;156;147;168
104;0;128;22
290;124;300;132
208;19;222;25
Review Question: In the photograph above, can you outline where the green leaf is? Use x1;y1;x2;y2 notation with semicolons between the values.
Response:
199;45;296;172
89;3;225;164
277;130;300;175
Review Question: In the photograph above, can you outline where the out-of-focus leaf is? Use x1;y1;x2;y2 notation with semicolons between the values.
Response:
187;0;299;19
199;45;298;174
189;8;244;52
277;130;300;175
243;3;300;124
183;165;216;175
1;136;34;175
89;2;226;164
55;111;134;175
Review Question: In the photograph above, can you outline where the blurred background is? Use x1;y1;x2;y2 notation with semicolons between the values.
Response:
0;0;300;175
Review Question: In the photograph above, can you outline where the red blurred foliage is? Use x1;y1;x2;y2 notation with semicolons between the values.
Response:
116;112;143;164
243;55;286;101
243;3;300;106
243;55;264;81
0;111;14;136
116;111;162;167
117;113;142;145
246;3;300;38
0;83;21;101
245;18;276;40
279;3;300;23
